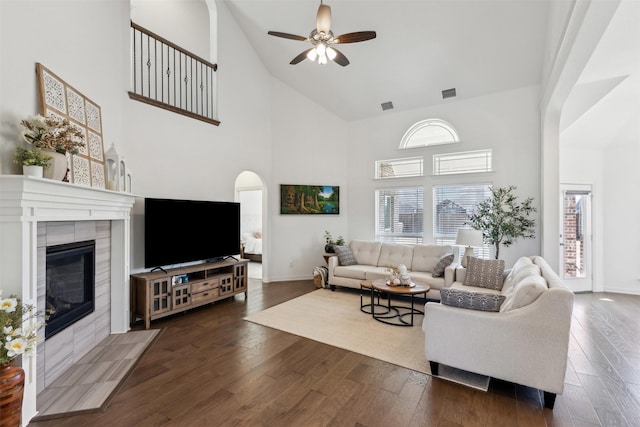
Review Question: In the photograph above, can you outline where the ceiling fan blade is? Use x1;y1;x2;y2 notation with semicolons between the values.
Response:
268;31;307;42
333;31;377;44
316;4;332;33
330;47;350;67
290;49;313;65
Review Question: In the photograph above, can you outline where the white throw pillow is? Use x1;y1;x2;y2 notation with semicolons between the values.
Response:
501;275;547;312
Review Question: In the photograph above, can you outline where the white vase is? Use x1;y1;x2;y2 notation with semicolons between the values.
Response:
43;149;68;181
23;165;43;178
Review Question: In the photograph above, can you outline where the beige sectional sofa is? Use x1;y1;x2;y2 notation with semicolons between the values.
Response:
327;240;456;301
422;255;574;409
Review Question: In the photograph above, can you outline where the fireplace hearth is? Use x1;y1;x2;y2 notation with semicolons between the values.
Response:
45;240;96;339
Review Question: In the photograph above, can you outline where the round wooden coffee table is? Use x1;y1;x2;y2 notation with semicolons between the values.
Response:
368;279;430;326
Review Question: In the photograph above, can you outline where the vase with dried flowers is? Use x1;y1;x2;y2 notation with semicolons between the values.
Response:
18;114;85;181
0;290;46;427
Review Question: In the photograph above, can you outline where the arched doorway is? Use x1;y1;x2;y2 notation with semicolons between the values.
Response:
235;171;265;280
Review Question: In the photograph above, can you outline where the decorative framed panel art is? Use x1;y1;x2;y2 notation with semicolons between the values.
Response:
36;63;106;188
280;185;339;215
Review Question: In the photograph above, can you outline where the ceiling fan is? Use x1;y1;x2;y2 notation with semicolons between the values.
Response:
267;0;376;66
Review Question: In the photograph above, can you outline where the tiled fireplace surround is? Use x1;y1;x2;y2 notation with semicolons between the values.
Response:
0;176;136;424
36;220;112;393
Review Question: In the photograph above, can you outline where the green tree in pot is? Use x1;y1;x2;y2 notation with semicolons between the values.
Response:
467;185;537;259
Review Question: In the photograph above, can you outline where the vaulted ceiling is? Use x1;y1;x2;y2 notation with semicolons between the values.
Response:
224;0;638;152
560;0;640;149
224;0;551;122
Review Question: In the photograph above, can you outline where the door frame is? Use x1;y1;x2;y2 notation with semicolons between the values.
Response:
559;183;593;292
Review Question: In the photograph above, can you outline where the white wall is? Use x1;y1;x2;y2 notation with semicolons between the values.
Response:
554;0;639;296
602;124;640;295
0;0;349;283
131;0;210;60
268;78;349;281
114;0;276;273
3;1;635;292
540;0;621;273
541;0;574;93
564;129;640;297
0;0;130;176
348;85;542;268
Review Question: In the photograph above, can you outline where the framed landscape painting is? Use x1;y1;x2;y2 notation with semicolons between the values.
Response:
280;185;339;215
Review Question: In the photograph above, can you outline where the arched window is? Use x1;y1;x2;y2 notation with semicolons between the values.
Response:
400;119;459;149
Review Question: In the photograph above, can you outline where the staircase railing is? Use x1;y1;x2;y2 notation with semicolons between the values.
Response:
129;21;220;126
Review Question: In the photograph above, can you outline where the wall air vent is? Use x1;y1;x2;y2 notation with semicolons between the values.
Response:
442;88;457;99
381;101;394;111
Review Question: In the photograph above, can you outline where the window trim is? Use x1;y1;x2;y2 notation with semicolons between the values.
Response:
375;156;424;180
375;186;424;244
433;149;493;176
400;118;460;149
432;183;492;259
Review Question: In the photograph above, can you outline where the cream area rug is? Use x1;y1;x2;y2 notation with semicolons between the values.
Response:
244;288;490;391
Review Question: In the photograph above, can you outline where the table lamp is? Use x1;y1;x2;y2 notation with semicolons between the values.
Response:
455;228;484;268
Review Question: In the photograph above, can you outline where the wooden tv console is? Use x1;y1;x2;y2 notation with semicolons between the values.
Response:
130;258;249;329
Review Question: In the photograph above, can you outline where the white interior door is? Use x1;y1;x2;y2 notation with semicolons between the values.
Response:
560;184;592;292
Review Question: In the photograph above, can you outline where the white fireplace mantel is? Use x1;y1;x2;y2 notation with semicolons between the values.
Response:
0;175;137;424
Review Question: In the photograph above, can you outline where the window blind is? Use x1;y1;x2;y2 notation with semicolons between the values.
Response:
375;186;424;244
433;184;491;258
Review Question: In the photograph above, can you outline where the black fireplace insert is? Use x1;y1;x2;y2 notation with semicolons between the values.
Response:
45;240;95;339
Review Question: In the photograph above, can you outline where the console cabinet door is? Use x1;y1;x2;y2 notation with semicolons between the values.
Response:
233;263;247;292
172;284;191;308
150;278;171;315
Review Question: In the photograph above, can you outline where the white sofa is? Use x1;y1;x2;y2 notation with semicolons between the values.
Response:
422;256;574;409
327;240;457;300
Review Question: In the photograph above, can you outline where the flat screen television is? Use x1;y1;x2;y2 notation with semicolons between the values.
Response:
144;197;241;269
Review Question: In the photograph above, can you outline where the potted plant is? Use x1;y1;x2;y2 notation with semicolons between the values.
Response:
324;231;345;253
14;146;52;178
19;114;85;181
467;185;537;259
0;290;46;426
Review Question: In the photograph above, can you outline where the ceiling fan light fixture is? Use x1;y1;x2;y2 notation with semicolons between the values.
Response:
267;1;376;67
316;4;332;34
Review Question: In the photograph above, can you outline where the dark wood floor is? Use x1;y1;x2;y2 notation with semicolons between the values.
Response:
28;280;640;427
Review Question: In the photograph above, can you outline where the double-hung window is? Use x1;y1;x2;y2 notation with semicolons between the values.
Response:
433;184;491;258
375;187;424;244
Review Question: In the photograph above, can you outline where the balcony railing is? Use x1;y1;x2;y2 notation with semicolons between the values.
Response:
129;21;219;126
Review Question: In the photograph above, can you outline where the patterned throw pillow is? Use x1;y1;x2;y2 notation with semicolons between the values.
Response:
462;257;505;290
432;254;454;278
333;245;357;266
440;288;506;312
